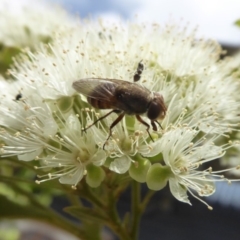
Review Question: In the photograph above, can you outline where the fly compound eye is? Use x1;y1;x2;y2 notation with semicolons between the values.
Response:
147;101;162;120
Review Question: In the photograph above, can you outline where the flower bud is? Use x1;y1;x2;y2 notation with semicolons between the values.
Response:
57;96;74;113
86;164;105;188
146;163;172;191
129;157;151;183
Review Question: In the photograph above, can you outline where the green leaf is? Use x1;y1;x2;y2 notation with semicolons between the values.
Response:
81;222;102;240
0;194;84;238
0;194;50;220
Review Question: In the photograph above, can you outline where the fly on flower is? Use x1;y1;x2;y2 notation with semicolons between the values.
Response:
72;62;167;149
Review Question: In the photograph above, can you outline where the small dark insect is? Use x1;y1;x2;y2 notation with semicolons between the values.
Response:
133;61;144;82
15;93;23;101
72;61;167;149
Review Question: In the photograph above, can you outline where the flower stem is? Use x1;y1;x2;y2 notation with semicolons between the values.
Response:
130;180;141;240
141;190;155;209
79;180;105;209
105;188;132;240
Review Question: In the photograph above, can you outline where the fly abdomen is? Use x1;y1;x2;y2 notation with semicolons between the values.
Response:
87;97;113;109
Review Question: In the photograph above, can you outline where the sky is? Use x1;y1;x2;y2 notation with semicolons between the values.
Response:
3;0;240;45
53;0;240;46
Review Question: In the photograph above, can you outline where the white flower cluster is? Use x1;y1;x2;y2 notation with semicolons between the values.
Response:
0;0;75;49
1;18;240;208
216;51;240;174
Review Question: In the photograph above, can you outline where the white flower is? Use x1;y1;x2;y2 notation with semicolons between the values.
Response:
9;21;240;137
82;109;162;174
220;132;240;176
1;19;240;202
0;91;107;187
215;51;240;170
0;80;58;160
35;114;106;187
221;51;240;77
0;0;75;49
147;127;239;209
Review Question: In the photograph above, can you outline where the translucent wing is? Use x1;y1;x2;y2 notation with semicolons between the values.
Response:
72;78;127;101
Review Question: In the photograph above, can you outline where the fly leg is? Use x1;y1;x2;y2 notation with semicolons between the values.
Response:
135;115;154;142
103;112;125;150
151;120;163;131
82;109;116;132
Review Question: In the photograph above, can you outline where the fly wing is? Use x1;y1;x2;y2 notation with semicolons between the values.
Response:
72;78;121;101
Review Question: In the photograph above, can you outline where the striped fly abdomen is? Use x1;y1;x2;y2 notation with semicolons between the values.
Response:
87;96;114;109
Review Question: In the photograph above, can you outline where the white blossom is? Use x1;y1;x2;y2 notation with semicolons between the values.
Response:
9;21;240;135
82;108;162;174
0;19;240;203
0;80;58;160
35;114;106;187
0;90;106;186
153;127;239;209
0;0;75;49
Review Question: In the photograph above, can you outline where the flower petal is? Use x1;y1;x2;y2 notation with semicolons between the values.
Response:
169;178;191;205
109;155;132;174
59;167;84;185
18;148;43;161
91;149;106;166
